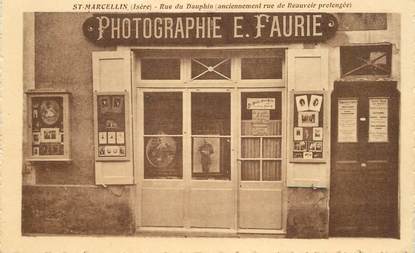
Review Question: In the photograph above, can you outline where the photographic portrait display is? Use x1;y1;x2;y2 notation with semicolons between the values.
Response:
292;92;325;162
28;94;68;158
95;93;128;160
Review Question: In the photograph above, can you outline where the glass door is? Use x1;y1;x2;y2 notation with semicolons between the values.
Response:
188;91;236;229
138;90;186;228
137;89;236;230
238;90;286;231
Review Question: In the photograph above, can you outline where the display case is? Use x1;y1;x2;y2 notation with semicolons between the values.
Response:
26;90;71;161
289;90;328;163
94;91;130;161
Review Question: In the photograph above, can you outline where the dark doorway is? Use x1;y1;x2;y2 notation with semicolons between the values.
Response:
329;81;399;237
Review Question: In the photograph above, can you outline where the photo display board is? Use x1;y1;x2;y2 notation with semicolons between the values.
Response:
27;91;71;161
95;92;129;161
290;91;327;163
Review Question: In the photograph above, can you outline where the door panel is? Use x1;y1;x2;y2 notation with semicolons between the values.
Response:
189;189;234;228
141;187;185;227
330;81;399;237
239;189;282;229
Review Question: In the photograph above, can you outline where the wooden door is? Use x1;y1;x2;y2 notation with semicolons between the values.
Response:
330;81;399;237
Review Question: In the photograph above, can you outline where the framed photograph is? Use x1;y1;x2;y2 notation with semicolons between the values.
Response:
298;111;319;127
313;127;323;141
40;128;60;143
107;132;116;144
193;137;220;174
98;132;107;144
293;127;303;141
32;132;40;145
98;96;110;114
32;147;39;156
309;95;323;112
295;95;309;111
293;141;307;151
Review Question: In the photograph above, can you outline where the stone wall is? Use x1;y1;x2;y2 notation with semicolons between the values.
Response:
286;188;329;238
22;185;135;235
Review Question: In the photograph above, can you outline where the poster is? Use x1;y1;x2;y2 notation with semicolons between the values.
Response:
369;98;388;142
338;99;358;143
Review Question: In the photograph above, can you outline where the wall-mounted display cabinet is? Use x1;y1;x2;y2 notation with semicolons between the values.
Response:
26;90;71;161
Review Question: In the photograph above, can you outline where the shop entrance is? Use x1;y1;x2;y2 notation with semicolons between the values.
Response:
329;81;399;237
133;50;286;234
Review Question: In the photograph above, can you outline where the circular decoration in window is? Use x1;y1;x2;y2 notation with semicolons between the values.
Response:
146;135;176;168
40;100;60;125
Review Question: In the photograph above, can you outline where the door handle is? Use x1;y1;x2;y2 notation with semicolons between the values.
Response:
360;162;367;168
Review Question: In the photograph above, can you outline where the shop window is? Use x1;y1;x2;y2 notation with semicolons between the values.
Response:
191;58;231;80
341;44;392;77
240;92;282;181
141;58;181;80
191;93;231;180
144;92;183;179
241;57;282;79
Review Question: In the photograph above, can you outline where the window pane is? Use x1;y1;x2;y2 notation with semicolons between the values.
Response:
141;58;180;80
191;58;231;80
262;161;281;181
192;137;230;180
191;93;230;135
241;138;260;158
340;45;391;76
262;138;281;158
144;137;182;179
241;161;260;181
144;92;182;135
241;58;282;79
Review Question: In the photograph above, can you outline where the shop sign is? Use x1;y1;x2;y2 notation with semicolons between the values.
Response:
83;13;337;46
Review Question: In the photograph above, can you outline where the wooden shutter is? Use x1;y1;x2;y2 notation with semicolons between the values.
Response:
287;48;329;188
93;51;134;185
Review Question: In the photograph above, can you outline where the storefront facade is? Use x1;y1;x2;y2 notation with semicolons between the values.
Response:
22;12;401;238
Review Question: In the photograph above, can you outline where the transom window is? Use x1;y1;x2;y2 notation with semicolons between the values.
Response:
136;49;285;83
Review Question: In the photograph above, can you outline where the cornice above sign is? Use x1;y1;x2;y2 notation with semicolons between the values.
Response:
83;13;337;46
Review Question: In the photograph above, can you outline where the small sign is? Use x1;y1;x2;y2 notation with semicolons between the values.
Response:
252;109;270;121
247;98;275;110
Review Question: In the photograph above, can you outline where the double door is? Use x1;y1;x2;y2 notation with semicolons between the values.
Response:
330;81;399;237
135;88;285;233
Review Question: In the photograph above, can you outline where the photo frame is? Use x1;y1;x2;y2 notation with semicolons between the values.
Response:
290;91;327;163
94;91;130;161
298;111;319;127
295;95;309;111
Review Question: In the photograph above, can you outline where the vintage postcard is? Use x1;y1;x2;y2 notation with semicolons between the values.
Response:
2;0;415;252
